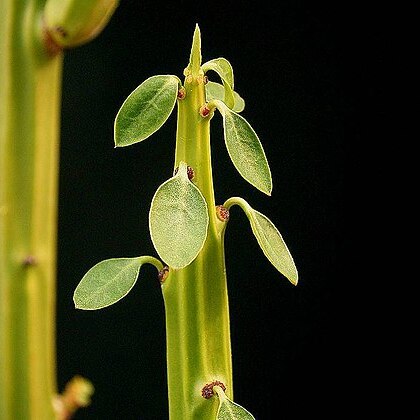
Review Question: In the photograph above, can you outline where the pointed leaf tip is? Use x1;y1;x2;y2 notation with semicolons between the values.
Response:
224;197;298;285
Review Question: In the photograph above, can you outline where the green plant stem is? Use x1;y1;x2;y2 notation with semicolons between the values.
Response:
1;1;118;417
0;1;62;418
162;69;233;418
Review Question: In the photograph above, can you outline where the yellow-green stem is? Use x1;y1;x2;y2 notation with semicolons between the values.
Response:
1;1;118;417
0;1;62;418
162;29;233;419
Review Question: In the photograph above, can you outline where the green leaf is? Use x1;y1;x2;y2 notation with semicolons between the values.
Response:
249;210;298;285
149;162;209;269
214;100;272;195
205;81;245;113
114;75;180;147
202;58;234;87
202;58;235;109
73;256;163;310
214;386;256;420
225;197;298;285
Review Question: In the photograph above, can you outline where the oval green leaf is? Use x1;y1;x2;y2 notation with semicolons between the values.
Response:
225;197;298;285
114;75;180;147
73;256;163;310
202;58;235;109
149;162;209;269
250;210;298;285
214;100;272;195
214;386;256;420
205;81;245;113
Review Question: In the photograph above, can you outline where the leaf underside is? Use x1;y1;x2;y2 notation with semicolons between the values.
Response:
202;58;235;109
202;58;234;87
216;101;272;195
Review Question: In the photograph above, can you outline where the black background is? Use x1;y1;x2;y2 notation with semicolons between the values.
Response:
56;0;389;418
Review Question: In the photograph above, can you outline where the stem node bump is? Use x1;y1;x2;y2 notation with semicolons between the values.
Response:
22;255;37;267
177;87;186;100
42;22;63;57
216;205;230;222
158;266;170;284
201;380;226;399
199;104;211;118
174;165;195;180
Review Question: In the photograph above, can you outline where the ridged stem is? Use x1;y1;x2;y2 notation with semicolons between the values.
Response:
0;1;62;418
162;26;233;419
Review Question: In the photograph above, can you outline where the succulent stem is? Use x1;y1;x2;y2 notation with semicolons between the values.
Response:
162;31;233;418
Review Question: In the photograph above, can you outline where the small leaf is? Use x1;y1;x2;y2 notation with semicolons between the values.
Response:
205;81;245;113
250;210;298;285
214;100;272;195
114;75;180;147
225;197;298;285
202;58;234;87
214;386;256;420
73;257;162;310
149;162;209;269
202;58;235;109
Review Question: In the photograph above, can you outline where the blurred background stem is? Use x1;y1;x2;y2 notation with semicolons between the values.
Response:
0;1;117;418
